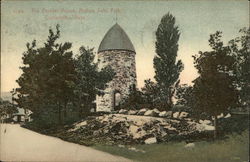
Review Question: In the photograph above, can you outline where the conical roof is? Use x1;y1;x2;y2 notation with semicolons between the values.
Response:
98;23;135;53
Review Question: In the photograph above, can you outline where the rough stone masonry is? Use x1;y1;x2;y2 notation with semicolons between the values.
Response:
96;23;137;112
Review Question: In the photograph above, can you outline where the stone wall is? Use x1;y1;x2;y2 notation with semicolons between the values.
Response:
96;50;137;112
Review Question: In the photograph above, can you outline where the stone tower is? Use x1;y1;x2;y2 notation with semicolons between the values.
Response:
96;23;137;112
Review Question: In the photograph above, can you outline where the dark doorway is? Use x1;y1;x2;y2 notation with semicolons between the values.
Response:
113;90;121;110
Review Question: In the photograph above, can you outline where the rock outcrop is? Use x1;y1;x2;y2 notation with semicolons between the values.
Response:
64;114;214;145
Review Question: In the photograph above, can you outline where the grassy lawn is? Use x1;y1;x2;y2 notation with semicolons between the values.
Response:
93;131;249;162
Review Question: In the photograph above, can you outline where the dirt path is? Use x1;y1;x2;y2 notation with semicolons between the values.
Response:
0;124;130;162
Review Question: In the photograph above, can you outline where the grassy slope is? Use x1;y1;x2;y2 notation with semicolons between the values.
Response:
93;131;249;162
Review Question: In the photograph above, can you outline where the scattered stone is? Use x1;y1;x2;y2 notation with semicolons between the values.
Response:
129;125;139;136
199;119;212;125
173;112;180;118
171;119;180;123
159;111;168;117
179;112;189;119
224;113;231;118
134;120;144;126
153;108;160;114
118;109;128;114
128;110;138;115
144;110;157;116
128;147;145;153
184;143;195;148
93;130;99;136
103;129;109;134
128;147;137;151
76;121;87;127
133;130;147;139
97;116;104;120
63;114;215;145
118;144;125;148
137;108;148;115
68;121;88;131
144;137;157;144
196;123;215;131
164;125;177;131
217;113;224;119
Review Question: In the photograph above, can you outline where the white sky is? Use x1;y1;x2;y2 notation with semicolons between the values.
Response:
1;0;249;92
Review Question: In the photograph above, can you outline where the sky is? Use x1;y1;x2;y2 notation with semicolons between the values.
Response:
1;0;249;93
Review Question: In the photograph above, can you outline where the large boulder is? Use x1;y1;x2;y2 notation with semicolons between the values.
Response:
224;113;231;118
173;112;180;118
217;113;224;119
196;123;215;131
144;110;157;116
133;130;147;139
159;111;167;117
199;119;212;125
128;110;138;115
129;125;139;137
153;108;160;114
179;112;189;119
184;143;195;148
144;137;157;144
118;109;128;114
137;108;148;115
159;111;172;118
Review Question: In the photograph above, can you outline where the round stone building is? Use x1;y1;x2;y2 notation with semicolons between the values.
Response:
96;23;137;112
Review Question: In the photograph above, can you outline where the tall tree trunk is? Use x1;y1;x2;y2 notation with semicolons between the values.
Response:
78;97;82;118
213;115;217;139
78;103;83;118
167;88;173;109
58;103;62;125
63;101;67;119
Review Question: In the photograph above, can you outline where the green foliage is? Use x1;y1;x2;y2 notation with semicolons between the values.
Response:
141;79;160;108
120;84;145;110
15;25;76;125
154;13;184;109
175;84;193;108
192;31;239;138
192;31;239;117
30;110;59;129
74;46;115;116
218;114;249;135
15;25;115;125
24;107;80;131
0;99;18;119
228;27;250;110
120;78;172;110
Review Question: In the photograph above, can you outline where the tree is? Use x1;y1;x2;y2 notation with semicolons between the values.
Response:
175;84;193;108
141;79;160;109
120;84;144;110
74;46;114;117
15;25;76;125
154;13;184;110
192;31;239;138
0;99;18;122
46;36;76;122
229;27;250;110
